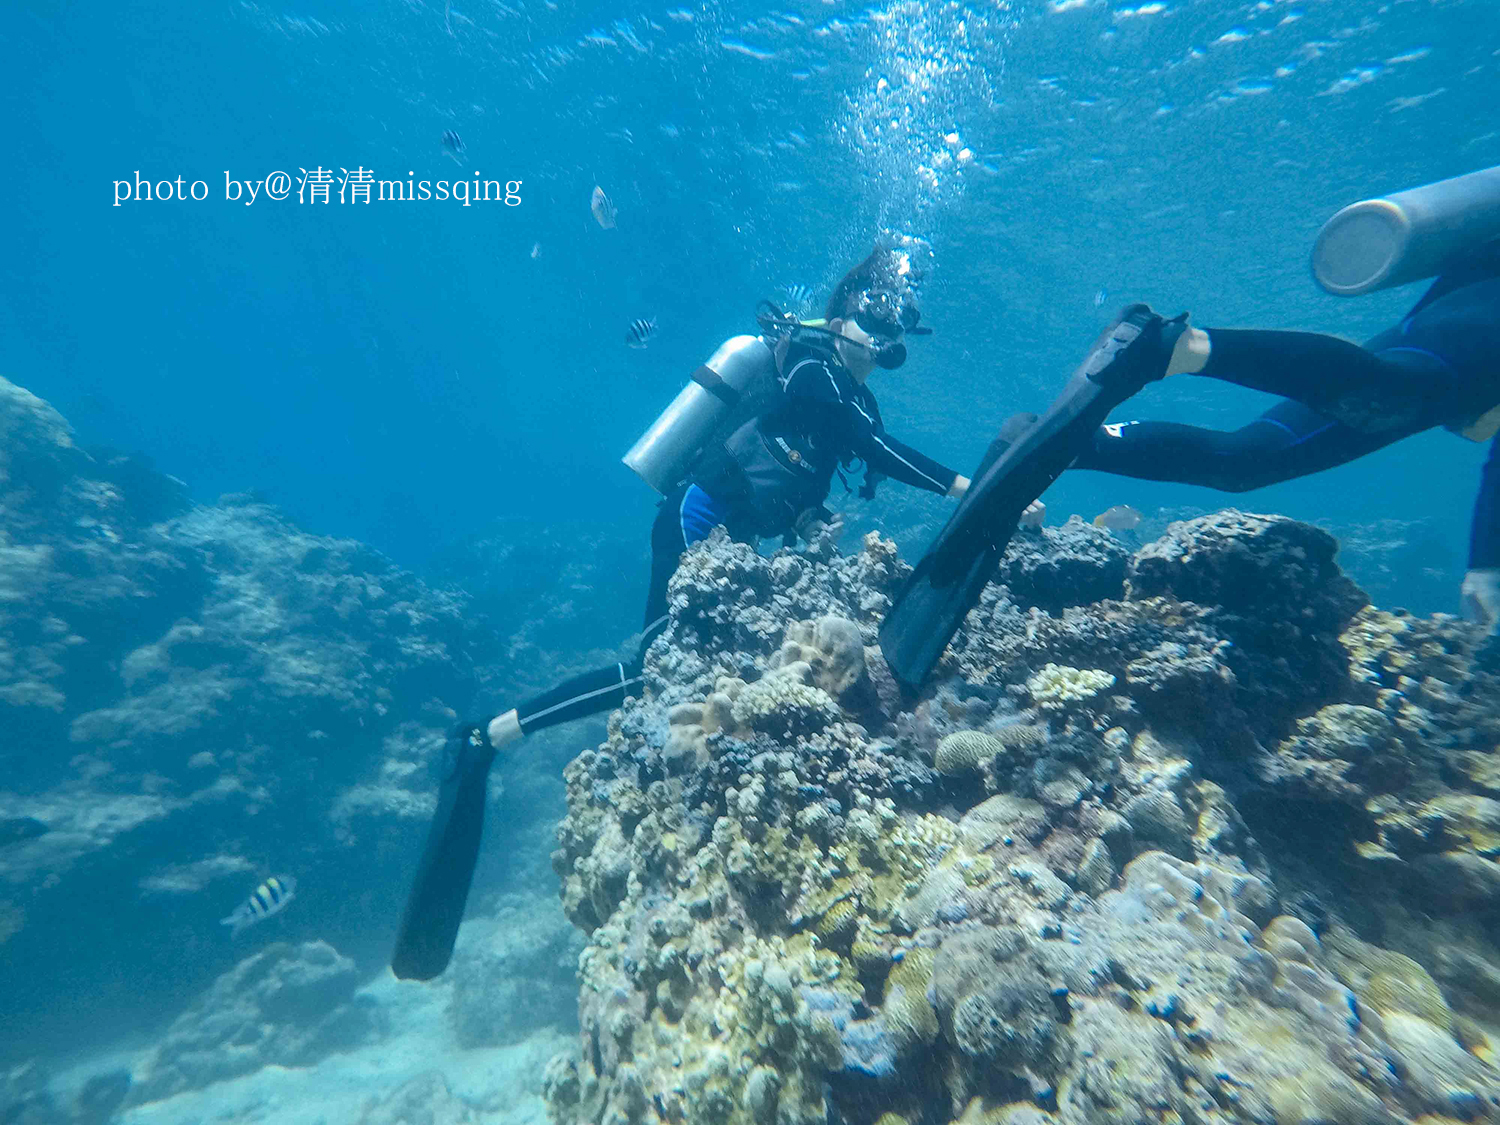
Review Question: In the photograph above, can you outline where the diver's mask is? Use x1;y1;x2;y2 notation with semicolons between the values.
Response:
851;288;931;370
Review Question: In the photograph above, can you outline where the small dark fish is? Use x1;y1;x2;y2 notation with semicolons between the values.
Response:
591;185;617;229
1093;504;1143;531
221;875;297;936
441;130;466;163
781;283;815;311
625;317;658;348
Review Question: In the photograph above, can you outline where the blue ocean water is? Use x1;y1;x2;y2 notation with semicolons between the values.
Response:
5;0;1500;1120
7;0;1495;575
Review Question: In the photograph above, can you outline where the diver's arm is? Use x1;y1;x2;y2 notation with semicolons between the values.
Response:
842;393;956;494
785;355;958;495
860;429;957;495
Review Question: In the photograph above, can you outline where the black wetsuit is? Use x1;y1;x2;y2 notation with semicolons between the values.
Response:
1075;248;1500;570
509;338;958;736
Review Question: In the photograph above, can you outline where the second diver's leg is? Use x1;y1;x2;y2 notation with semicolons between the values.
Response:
1184;328;1457;434
1074;399;1406;492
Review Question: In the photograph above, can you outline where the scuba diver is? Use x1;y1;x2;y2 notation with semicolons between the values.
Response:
393;244;982;980
880;165;1500;692
1070;243;1500;627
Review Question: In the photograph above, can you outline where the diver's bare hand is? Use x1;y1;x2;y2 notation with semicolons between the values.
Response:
795;507;844;553
1019;500;1046;528
812;511;846;546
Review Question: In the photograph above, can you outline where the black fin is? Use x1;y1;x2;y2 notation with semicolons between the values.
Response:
879;308;1165;691
391;724;496;981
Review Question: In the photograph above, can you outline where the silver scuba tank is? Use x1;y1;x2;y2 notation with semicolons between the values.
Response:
622;334;777;494
1312;164;1500;296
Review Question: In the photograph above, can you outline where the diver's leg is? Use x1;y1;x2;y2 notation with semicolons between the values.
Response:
1465;436;1500;638
490;483;732;743
1393;276;1500;438
395;484;720;979
1169;277;1500;430
1181;326;1486;437
1192;329;1416;401
1075;400;1403;492
639;482;697;641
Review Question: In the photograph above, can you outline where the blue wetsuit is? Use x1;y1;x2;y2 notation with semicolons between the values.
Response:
1076;257;1500;570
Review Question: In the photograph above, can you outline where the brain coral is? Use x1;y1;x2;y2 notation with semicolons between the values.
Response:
934;726;1046;776
935;731;1002;775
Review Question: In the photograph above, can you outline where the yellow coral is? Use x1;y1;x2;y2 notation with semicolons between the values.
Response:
884;814;960;881
808;879;861;943
1422;793;1500;856
1025;663;1115;706
882;948;939;1051
731;673;839;735
1322;925;1454;1033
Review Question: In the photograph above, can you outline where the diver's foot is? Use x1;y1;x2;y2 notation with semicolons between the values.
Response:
1166;325;1210;377
487;709;524;748
1086;304;1192;389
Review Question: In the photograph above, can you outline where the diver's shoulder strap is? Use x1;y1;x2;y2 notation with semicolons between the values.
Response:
772;332;796;382
691;364;744;408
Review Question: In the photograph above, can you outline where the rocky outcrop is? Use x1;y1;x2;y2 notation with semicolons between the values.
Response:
448;897;587;1049
544;509;1500;1125
127;940;380;1105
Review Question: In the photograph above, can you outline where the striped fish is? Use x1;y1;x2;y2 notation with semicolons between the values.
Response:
441;130;466;163
220;875;297;936
781;283;815;312
624;316;658;348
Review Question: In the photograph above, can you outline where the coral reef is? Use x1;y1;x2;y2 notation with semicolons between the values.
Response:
545;508;1500;1125
9;370;1500;1123
995;518;1129;616
0;375;498;1052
